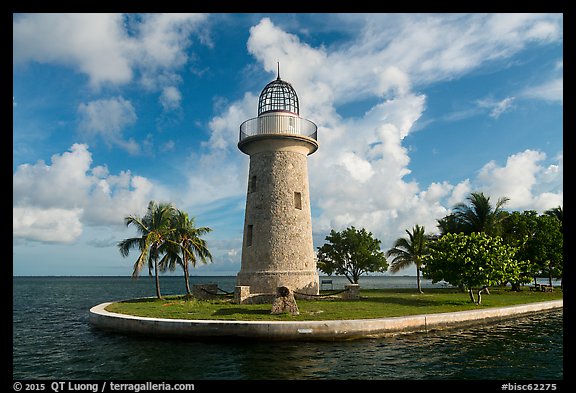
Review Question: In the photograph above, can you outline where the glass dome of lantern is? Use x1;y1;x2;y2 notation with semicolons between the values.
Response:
257;65;299;116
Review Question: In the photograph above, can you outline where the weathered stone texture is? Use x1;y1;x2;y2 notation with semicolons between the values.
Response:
342;284;360;300
270;286;300;315
237;136;319;295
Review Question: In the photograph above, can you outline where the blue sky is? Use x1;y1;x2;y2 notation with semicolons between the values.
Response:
13;13;563;276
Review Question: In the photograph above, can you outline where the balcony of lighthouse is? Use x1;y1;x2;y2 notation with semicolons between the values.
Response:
239;113;318;143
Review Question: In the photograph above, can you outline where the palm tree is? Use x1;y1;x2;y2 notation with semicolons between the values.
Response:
436;213;461;235
451;191;509;235
544;206;563;227
160;210;213;296
118;200;175;299
386;224;429;293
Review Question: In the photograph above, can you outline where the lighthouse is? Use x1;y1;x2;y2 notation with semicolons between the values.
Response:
236;67;319;296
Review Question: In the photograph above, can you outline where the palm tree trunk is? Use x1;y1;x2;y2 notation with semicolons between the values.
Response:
154;257;162;299
416;267;423;293
184;259;191;296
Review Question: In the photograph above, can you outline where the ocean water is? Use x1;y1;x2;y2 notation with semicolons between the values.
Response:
12;276;563;382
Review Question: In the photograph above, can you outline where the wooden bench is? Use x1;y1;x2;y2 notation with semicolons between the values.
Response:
529;284;553;292
321;279;333;290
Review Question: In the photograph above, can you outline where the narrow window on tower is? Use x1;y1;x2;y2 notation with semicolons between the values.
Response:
249;175;257;193
246;225;253;247
294;192;302;210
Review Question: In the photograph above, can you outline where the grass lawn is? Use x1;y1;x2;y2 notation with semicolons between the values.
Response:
104;287;563;322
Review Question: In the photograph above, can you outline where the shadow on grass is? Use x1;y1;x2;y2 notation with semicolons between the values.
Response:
120;298;160;304
212;308;271;316
119;295;196;304
359;295;469;308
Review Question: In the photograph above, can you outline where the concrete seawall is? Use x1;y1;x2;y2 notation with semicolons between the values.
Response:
89;300;562;341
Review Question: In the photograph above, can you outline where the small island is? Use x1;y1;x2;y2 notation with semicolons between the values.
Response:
90;287;562;340
90;72;563;342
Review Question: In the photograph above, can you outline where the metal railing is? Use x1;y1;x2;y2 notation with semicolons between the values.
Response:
240;114;317;142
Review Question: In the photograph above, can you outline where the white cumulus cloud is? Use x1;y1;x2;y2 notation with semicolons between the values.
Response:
13;144;160;243
159;86;182;111
475;149;562;211
13;12;209;121
13;13;133;87
13;207;84;244
77;97;139;153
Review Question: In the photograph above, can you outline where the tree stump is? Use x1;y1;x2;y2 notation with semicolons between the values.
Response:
270;286;300;315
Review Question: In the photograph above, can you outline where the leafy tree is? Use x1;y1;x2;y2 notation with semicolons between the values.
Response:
317;226;389;284
501;210;563;288
440;191;510;236
386;224;429;293
500;210;540;290
118;201;176;299
525;214;563;287
423;232;523;304
544;205;563;286
160;210;213;296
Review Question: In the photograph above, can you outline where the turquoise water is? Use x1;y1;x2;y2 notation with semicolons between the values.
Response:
12;276;563;381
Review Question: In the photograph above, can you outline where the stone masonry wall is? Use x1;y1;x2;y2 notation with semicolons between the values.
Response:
238;143;318;295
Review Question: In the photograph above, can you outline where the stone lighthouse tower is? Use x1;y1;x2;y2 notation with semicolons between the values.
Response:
236;68;319;296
